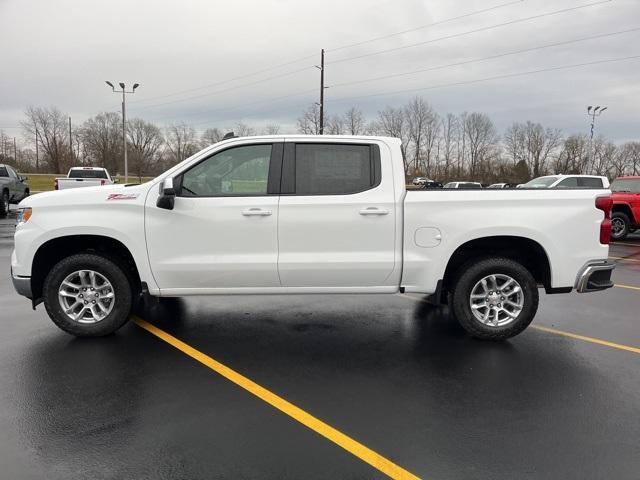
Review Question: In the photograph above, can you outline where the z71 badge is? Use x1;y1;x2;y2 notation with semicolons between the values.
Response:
106;193;139;201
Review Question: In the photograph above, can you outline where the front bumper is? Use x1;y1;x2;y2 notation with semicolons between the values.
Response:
11;268;32;298
575;260;615;293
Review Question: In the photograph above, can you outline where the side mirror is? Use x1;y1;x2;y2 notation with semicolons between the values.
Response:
113;178;119;184
20;175;26;182
157;177;176;210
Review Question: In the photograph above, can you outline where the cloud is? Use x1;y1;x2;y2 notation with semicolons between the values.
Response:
1;0;638;140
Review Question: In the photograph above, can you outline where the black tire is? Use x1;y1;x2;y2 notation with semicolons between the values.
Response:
43;253;133;337
611;212;630;241
449;257;539;341
0;190;8;218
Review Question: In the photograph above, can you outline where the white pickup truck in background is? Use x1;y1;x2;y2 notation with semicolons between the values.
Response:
55;167;115;190
11;135;615;340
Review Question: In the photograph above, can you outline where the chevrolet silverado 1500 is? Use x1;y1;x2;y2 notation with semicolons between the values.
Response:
11;135;615;340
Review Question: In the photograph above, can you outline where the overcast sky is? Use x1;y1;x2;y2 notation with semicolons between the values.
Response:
1;0;639;142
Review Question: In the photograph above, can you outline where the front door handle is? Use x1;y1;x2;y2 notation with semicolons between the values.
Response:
242;208;272;216
359;207;389;215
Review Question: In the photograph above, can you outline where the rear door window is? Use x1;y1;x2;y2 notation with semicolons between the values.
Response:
290;143;379;195
578;177;603;188
556;177;579;188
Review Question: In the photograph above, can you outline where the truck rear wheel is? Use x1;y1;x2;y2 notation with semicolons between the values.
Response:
611;212;630;240
43;253;133;337
450;257;539;340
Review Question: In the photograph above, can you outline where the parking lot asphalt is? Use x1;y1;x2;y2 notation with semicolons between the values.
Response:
1;208;639;480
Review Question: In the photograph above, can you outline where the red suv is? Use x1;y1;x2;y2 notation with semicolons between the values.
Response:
611;176;640;240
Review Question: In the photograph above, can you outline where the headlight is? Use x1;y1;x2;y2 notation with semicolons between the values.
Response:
16;207;32;226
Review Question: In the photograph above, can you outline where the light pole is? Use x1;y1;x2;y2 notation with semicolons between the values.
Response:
106;81;140;182
586;105;607;165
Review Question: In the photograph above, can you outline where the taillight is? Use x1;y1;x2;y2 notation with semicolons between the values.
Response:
101;180;106;186
54;179;58;190
595;195;612;244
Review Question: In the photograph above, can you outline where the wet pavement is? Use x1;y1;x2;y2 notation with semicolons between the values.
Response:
1;207;639;479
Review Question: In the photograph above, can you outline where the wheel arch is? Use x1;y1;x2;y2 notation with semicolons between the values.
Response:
612;203;633;219
31;234;142;305
439;235;552;303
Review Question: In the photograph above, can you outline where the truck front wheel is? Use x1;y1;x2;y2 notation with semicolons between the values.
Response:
450;257;539;340
43;253;133;337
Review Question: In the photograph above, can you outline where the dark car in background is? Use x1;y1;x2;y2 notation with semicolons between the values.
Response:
0;164;30;217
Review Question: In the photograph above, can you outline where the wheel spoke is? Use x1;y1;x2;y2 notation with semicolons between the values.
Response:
58;269;115;324
469;273;524;328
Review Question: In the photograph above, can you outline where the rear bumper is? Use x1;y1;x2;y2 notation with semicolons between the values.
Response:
11;268;32;298
575;260;615;293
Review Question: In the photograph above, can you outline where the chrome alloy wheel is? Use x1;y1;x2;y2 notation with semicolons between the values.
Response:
469;274;524;327
611;217;625;237
58;270;115;323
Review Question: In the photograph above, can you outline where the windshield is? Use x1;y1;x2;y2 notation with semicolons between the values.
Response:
523;176;559;188
69;169;108;179
611;178;640;193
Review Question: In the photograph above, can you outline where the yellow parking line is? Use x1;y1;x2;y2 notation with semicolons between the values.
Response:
132;316;420;480
398;294;640;355
531;325;640;355
615;283;640;291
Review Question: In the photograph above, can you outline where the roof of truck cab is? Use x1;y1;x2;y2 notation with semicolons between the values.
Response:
209;134;402;145
69;166;108;170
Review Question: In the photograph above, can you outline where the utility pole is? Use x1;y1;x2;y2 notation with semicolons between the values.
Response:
319;49;325;134
13;137;17;163
69;117;73;162
586;105;607;166
105;81;140;182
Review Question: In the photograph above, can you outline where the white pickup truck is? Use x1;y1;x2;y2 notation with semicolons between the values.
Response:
11;135;615;340
55;167;115;190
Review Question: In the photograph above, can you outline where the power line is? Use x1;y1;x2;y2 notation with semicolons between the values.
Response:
131;65;314;111
123;0;527;109
128;53;317;106
326;55;640;104
328;0;614;65
327;0;524;53
329;27;640;89
147;87;317;125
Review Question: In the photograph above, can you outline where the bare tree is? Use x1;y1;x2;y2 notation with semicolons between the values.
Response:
234;121;256;137
404;97;433;175
201;127;225;147
439;113;459;178
296;103;321;134
374;106;410;171
420;109;440;176
127;118;163;179
617;142;640;176
262;124;281;135
504;121;561;177
21;106;70;173
81;112;122;174
463;112;499;177
343;106;365;135
555;134;589;174
165;123;199;165
326;114;345;135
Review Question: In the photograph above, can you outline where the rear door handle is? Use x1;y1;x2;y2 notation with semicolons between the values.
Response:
242;208;272;216
359;207;389;215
